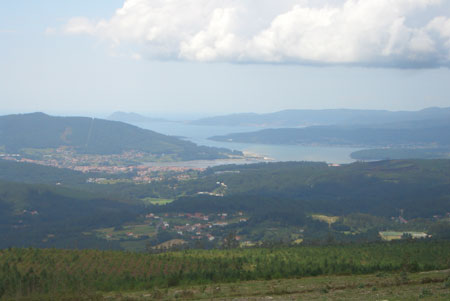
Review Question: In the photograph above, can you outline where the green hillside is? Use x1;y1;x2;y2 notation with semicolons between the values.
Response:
162;160;450;219
0;112;237;160
0;179;141;249
1;159;449;250
0;160;92;185
0;241;448;299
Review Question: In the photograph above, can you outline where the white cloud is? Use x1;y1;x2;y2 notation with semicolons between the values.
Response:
63;0;450;67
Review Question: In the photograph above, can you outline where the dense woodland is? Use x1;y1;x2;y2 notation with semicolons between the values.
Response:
161;160;450;219
0;160;92;185
0;179;141;249
3;159;450;220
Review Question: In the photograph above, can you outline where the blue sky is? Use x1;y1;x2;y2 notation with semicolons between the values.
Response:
1;0;450;118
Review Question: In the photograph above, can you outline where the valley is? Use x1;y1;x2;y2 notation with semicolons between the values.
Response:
1;158;449;252
0;111;449;299
3;1;450;298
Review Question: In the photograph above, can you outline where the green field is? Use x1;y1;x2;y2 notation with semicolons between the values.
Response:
311;214;340;225
380;231;428;241
141;197;174;205
95;223;156;240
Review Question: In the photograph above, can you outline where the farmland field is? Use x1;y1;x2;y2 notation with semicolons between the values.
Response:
311;214;340;225
95;224;156;240
142;197;174;205
380;231;429;241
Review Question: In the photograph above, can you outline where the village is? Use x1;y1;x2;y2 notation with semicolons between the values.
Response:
0;148;204;183
93;210;250;249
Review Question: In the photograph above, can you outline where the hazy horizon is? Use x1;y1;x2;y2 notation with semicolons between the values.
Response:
1;104;450;122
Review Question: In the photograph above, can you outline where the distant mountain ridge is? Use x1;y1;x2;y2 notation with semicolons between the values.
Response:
210;118;450;148
192;107;450;127
0;112;236;160
108;111;168;124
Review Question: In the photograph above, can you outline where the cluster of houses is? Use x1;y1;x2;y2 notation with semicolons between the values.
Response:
132;166;202;183
21;209;39;216
197;181;228;197
391;215;409;224
145;211;248;242
2;151;204;184
1;149;205;181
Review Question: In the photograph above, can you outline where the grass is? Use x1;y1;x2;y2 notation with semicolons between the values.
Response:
119;240;149;252
380;231;428;241
95;223;156;240
293;238;304;244
94;223;157;251
103;269;450;300
153;239;187;250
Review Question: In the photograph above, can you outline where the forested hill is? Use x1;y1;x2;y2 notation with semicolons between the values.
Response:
0;160;91;185
209;121;450;147
0;179;140;249
163;160;450;219
192;107;450;127
0;112;236;159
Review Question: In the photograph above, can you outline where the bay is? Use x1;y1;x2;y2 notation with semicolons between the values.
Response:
134;121;361;165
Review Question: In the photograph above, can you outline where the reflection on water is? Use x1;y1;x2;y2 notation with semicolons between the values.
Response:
135;121;361;165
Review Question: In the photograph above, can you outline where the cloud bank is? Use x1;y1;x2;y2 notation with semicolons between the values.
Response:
63;0;450;68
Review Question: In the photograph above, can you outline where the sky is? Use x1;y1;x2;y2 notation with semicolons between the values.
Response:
1;0;450;118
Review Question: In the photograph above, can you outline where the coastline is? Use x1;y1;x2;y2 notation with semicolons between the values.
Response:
144;152;273;169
